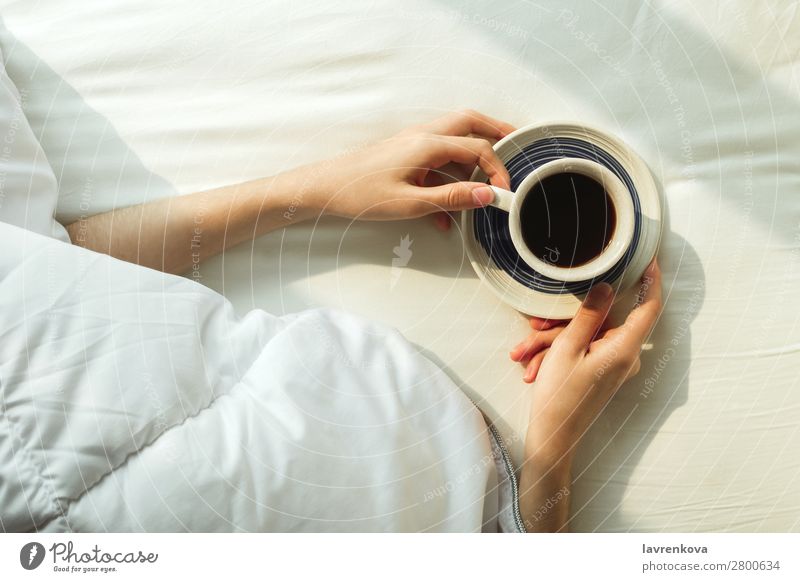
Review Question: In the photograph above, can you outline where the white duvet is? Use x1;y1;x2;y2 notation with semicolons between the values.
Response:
1;0;799;532
0;221;514;532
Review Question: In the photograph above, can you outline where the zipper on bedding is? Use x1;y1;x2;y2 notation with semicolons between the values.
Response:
464;392;527;533
487;421;527;533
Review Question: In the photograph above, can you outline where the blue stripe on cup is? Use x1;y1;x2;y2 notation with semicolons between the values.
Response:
473;137;642;295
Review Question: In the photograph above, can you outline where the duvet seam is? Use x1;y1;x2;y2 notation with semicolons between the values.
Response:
34;314;319;532
3;406;65;530
54;317;299;523
50;380;247;527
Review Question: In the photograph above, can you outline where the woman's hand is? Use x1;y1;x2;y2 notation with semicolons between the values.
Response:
518;260;662;531
66;110;515;272
510;317;570;383
300;110;516;229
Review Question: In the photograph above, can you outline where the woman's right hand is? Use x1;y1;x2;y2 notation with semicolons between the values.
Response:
518;260;661;531
527;259;662;465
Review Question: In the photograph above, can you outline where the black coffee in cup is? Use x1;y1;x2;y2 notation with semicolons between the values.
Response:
519;172;616;268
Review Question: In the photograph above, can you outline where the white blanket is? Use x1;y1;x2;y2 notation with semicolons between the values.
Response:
1;0;799;531
0;222;507;532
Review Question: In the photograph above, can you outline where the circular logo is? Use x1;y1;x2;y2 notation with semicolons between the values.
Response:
19;542;46;570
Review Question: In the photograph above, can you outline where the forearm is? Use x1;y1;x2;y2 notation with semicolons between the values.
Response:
518;437;574;533
65;169;318;274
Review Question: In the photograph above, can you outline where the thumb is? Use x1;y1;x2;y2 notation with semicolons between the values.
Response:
560;283;614;352
423;181;495;212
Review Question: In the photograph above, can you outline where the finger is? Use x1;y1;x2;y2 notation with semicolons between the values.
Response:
599;315;614;331
422;170;446;188
624;357;642;381
529;317;569;331
423;109;516;140
424;162;471;186
451;162;477;182
528;317;553;331
414;180;495;212
619;258;663;349
559;283;614;353
420;135;510;189
510;326;564;362
523;349;548;383
433;211;452;231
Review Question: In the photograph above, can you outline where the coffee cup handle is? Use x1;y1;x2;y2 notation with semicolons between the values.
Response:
488;186;515;213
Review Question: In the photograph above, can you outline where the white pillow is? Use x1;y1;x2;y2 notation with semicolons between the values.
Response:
0;45;68;242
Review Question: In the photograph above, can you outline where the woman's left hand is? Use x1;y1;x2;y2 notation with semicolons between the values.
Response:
510;316;570;382
299;110;516;229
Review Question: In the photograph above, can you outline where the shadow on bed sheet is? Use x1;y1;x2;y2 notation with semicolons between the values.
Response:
3;3;790;531
0;20;477;297
571;213;704;531
428;0;800;530
0;20;178;224
431;0;799;245
422;205;706;532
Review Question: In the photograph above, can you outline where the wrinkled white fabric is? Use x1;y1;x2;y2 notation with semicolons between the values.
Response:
0;43;68;241
0;222;504;532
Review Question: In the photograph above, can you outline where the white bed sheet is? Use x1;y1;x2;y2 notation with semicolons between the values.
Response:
1;0;798;531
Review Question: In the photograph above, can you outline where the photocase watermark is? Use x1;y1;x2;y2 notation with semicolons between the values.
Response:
650;58;696;181
741;221;800;360
556;10;629;77
526;485;569;527
720;149;754;299
0;87;30;208
730;2;753;39
467;12;531;42
390;234;413;289
397;8;531;42
539;123;567;159
73;177;95;246
283;141;367;222
190;190;210;282
422;431;522;503
20;542;46;570
18;541;158;574
593;269;663;382
305;313;390;372
640;279;704;399
142;371;180;462
539;245;561;266
422;449;497;504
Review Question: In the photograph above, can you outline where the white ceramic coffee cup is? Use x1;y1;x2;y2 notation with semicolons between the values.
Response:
487;158;634;282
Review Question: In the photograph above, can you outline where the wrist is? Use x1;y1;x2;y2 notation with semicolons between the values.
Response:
525;425;577;471
522;446;573;485
265;167;330;224
519;442;573;533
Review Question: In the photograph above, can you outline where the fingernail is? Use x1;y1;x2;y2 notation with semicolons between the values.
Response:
472;186;494;207
646;257;658;275
585;283;612;308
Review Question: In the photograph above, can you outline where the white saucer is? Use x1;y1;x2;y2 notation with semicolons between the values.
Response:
461;121;662;319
